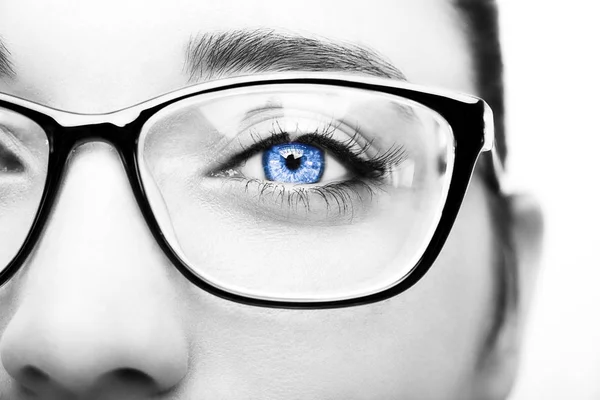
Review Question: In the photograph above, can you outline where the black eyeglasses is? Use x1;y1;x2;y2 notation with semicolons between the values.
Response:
0;73;499;308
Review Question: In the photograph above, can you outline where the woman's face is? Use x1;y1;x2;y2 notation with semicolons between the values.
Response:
0;0;540;399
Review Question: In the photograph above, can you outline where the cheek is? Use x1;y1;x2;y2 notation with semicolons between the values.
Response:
173;177;495;399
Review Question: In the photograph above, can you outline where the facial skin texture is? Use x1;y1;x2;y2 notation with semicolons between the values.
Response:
0;0;542;399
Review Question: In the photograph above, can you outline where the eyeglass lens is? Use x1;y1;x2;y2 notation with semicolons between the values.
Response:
0;107;48;272
137;84;455;301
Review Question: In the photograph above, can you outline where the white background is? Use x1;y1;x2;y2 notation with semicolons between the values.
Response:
499;1;600;399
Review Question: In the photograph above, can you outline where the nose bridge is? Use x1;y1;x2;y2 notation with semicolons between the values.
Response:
35;140;148;281
0;141;189;395
20;140;182;316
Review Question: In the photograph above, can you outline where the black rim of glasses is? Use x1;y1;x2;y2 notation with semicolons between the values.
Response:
0;73;496;309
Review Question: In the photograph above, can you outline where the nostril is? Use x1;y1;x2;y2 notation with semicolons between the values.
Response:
111;368;155;386
16;365;51;395
21;365;50;384
13;366;164;397
93;368;160;395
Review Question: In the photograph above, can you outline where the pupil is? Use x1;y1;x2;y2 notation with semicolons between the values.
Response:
284;154;302;170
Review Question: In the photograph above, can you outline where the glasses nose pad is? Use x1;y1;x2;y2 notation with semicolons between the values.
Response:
0;141;190;397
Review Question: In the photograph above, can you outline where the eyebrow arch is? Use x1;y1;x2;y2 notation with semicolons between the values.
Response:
0;36;14;79
185;29;406;82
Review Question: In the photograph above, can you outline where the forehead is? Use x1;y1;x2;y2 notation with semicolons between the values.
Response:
0;0;475;111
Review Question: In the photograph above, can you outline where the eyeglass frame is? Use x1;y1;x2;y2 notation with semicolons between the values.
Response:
0;72;499;309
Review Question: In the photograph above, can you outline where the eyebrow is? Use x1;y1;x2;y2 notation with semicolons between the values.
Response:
0;36;14;79
184;29;406;82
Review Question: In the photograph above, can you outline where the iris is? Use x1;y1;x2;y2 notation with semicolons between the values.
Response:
262;143;325;184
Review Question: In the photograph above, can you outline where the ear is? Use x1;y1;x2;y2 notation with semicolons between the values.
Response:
471;193;544;400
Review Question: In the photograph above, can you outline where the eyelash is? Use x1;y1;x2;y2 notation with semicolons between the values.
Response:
0;129;25;174
210;121;408;217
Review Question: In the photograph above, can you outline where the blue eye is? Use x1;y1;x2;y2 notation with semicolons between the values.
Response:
262;143;325;184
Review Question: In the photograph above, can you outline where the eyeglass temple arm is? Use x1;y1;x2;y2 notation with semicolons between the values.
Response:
481;101;509;195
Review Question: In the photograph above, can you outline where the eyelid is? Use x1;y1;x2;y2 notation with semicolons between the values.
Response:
210;130;398;184
210;117;348;172
210;132;292;175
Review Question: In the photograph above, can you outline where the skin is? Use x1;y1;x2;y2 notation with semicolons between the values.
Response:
0;0;543;399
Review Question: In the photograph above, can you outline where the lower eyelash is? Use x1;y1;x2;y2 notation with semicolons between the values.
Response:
238;177;382;222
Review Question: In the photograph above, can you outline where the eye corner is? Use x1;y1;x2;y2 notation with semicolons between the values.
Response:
0;145;27;174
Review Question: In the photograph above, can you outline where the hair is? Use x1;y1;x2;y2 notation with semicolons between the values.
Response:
455;0;506;165
454;0;518;355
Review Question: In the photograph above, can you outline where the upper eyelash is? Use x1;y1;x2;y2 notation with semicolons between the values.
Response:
210;119;408;180
0;128;28;173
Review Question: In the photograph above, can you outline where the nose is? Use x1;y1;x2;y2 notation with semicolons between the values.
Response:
0;143;189;398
